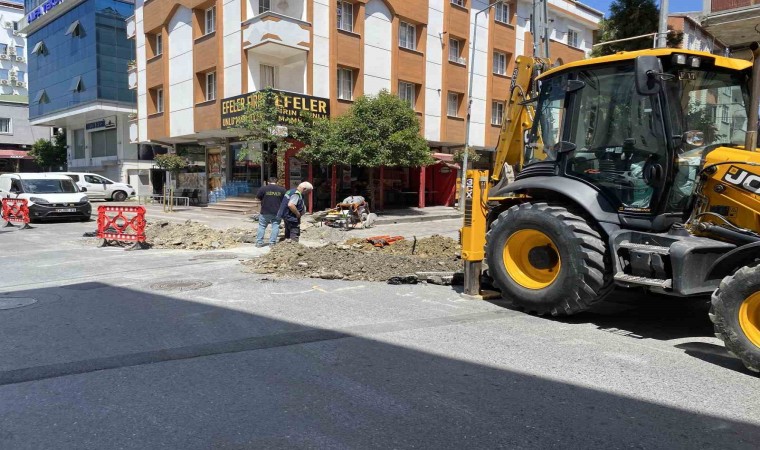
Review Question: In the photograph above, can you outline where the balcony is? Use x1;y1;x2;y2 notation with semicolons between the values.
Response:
246;54;307;93
243;11;311;59
126;15;136;39
246;0;306;22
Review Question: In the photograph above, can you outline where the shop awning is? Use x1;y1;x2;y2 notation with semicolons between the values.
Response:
0;150;33;159
432;152;460;169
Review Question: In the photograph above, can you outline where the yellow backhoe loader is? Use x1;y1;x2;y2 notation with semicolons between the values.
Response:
461;44;760;372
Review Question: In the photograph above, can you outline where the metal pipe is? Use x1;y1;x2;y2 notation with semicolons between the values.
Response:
657;0;669;48
745;42;760;152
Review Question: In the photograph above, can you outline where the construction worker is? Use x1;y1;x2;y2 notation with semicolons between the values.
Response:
276;182;313;243
255;177;286;247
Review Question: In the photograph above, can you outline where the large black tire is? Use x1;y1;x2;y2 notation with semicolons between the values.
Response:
486;202;613;316
710;266;760;373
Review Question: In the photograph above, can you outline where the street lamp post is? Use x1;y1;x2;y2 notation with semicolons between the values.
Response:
460;1;503;212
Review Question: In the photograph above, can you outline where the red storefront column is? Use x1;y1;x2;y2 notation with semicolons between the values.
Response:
330;165;337;206
307;163;313;213
379;166;385;211
418;166;426;208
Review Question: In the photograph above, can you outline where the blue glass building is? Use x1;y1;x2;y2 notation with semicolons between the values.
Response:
22;0;147;183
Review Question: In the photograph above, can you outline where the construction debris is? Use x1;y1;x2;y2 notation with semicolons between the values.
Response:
144;220;257;250
244;235;462;282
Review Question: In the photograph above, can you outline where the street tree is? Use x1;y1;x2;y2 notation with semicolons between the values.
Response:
299;90;432;204
29;131;67;171
592;0;683;56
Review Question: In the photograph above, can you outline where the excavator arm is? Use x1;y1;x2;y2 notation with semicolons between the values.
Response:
491;55;551;183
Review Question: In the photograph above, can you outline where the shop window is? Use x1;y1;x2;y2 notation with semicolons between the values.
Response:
398;81;415;109
337;1;353;32
260;64;276;89
492;101;504;125
447;92;460;117
91;129;117;158
493;52;507;75
338;68;353;101
0;118;10;134
73;128;85;159
205;72;216;101
205;6;216;35
399;22;416;51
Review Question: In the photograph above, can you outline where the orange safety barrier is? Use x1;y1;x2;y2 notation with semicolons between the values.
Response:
1;198;32;229
97;205;147;249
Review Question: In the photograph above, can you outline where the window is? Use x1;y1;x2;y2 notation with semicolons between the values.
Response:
451;0;464;7
84;175;101;183
65;20;82;37
447;92;459;117
337;1;353;32
205;6;216;34
31;41;46;55
34;89;48;104
14;45;23;56
16;70;25;81
0;44;6;54
337;68;353;100
495;2;509;24
0;69;8;80
399;22;416;50
260;64;276;88
493;52;507;75
492;102;504;125
205;72;216;101
91;129;118;158
156;88;164;113
155;34;162;56
70;76;83;92
449;38;464;64
567;29;579;48
73;129;85;159
0;118;10;134
399;81;415;109
721;105;730;124
259;0;270;14
67;174;81;182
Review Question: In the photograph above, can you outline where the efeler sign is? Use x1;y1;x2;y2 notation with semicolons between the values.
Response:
86;116;117;133
27;0;65;24
220;89;330;130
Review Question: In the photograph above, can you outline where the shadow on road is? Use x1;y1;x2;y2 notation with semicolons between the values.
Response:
0;282;758;448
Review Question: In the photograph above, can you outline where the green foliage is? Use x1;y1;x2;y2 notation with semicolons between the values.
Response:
591;0;683;57
154;153;188;173
453;147;481;164
29;131;67;171
300;90;432;168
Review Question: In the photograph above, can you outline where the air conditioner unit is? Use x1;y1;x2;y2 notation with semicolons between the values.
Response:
0;80;8;85
16;81;24;87
10;75;17;82
12;30;18;36
0;54;8;60
3;22;12;29
9;49;16;56
15;56;23;62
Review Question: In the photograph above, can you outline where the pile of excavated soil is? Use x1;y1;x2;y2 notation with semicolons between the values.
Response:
244;235;461;281
145;220;257;250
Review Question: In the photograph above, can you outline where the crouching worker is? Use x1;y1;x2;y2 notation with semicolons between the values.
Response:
276;182;313;243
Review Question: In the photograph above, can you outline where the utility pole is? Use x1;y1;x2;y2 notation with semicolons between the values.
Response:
657;0;669;48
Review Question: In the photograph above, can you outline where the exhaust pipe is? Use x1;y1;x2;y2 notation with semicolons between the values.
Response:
746;42;760;152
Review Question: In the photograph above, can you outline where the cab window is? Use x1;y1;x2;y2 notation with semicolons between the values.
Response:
67;174;80;182
84;175;101;184
526;75;566;164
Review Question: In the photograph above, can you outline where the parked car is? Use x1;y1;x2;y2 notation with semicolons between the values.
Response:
0;173;91;221
60;172;135;202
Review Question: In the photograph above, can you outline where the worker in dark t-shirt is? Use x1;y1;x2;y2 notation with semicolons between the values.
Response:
255;177;286;247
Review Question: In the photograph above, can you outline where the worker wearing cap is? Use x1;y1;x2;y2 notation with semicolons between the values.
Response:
276;181;313;243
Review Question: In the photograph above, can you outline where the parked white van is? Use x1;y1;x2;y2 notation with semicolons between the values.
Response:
0;173;92;221
60;172;136;202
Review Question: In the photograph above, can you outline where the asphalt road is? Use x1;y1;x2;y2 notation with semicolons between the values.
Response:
1;219;759;449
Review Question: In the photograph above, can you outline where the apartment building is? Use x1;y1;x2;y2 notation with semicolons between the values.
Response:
0;1;51;173
668;14;727;55
20;0;150;185
130;0;601;207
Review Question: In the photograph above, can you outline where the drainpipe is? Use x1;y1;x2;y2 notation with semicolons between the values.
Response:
746;42;760;152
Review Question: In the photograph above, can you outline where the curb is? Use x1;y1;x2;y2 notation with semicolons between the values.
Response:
374;214;463;225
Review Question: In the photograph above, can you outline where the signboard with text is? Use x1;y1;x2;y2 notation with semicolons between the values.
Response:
220;89;330;130
86;116;117;133
27;0;65;24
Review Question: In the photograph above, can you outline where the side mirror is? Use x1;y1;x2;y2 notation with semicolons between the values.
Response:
635;55;663;96
80;187;87;192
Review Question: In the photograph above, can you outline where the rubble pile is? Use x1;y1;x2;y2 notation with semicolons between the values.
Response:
145;220;257;250
244;235;461;281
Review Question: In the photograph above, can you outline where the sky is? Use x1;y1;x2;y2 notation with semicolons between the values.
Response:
580;0;704;16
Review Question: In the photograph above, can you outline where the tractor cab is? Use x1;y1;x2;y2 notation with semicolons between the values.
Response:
523;49;753;231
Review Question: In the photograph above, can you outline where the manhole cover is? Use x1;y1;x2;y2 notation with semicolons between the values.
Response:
190;253;239;260
0;297;37;310
149;280;212;292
